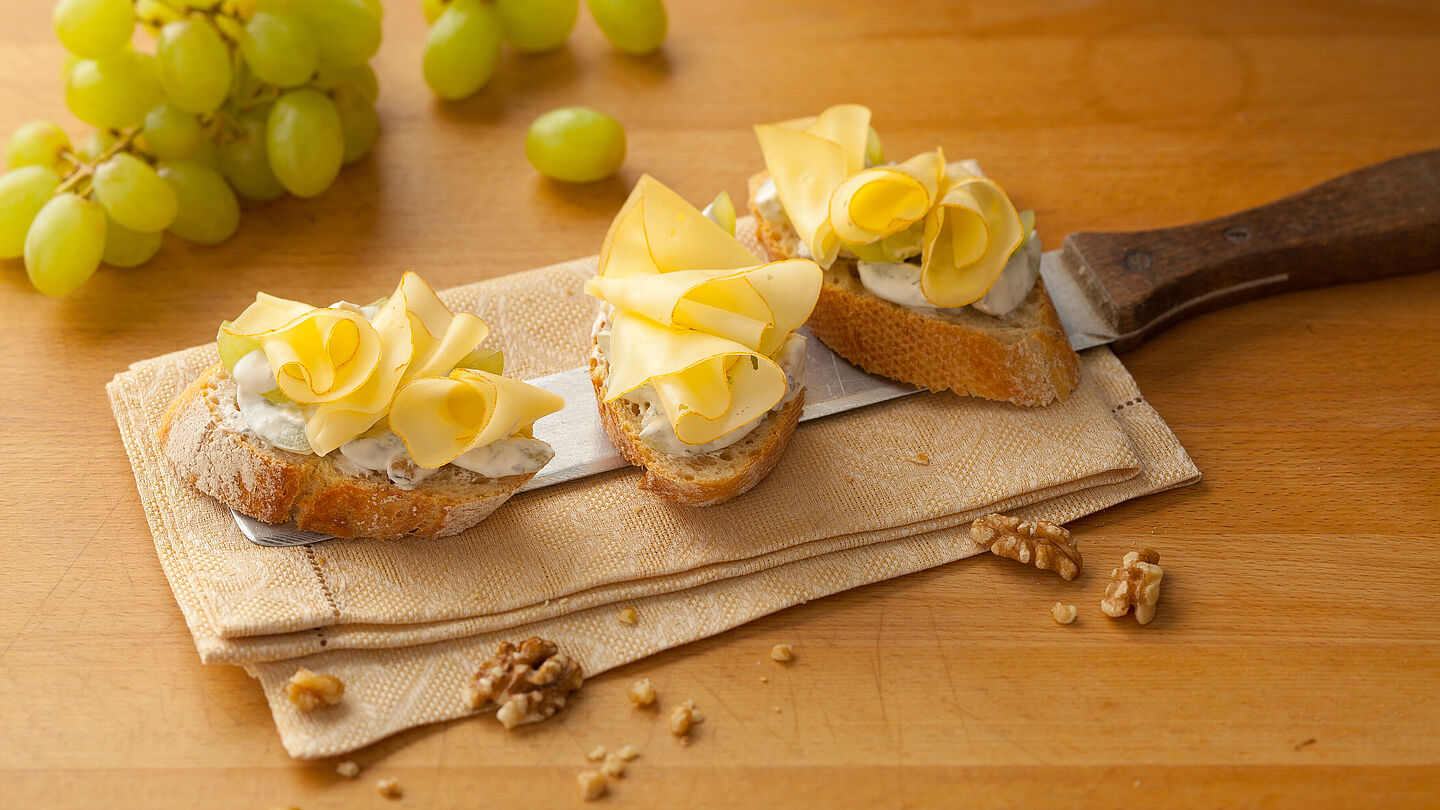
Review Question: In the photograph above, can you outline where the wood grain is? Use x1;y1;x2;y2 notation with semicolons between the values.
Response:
1;1;1437;807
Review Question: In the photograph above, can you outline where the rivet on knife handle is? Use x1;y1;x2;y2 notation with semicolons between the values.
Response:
1058;149;1440;351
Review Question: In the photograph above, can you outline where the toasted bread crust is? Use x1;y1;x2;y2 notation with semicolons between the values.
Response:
157;364;533;540
588;337;803;507
747;172;1079;407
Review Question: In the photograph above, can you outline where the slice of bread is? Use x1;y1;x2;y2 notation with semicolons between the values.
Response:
588;336;804;507
158;364;536;540
748;172;1079;407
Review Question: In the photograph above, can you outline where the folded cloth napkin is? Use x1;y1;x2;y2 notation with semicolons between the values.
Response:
107;220;1198;757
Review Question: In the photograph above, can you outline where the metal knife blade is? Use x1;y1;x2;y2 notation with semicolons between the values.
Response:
1038;249;1118;352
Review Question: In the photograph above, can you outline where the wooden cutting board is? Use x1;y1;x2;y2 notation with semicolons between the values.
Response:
1;0;1437;807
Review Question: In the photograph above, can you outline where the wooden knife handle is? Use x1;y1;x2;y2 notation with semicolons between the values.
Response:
1060;149;1440;351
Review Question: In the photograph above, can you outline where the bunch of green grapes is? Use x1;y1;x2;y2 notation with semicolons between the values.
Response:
2;0;383;296
422;0;666;101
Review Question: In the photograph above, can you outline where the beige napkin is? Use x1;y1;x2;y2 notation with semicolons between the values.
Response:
107;220;1198;757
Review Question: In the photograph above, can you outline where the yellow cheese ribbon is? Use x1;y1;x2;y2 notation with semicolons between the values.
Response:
829;149;945;246
219;272;519;457
754;105;1028;307
585;175;821;446
753;103;871;268
918;163;1025;307
389;369;565;469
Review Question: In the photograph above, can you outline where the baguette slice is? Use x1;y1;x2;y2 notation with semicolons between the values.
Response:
748;172;1079;407
588;335;804;507
158;364;536;540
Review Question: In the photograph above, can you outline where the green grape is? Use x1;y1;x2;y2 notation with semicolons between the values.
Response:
92;153;178;233
242;12;319;88
423;0;502;101
525;106;626;183
24;192;106;296
266;89;344;198
159;161;240;245
586;0;666;56
134;0;182;35
360;0;382;20
865;125;883;166
0;166;63;259
66;52;164;129
157;18;232;115
331;85;378;165
219;114;285;201
142;104;202;160
53;0;133;59
188;130;221;171
456;346;503;374
316;63;378;103
5;121;72;174
75;129;118;162
422;0;449;24
101;218;163;268
496;0;577;53
282;0;382;69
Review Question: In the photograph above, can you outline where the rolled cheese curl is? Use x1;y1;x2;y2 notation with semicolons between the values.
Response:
389;368;565;469
598;174;759;279
829;149;946;246
307;272;491;456
753;104;872;268
603;311;789;447
220;293;382;405
919;175;1025;307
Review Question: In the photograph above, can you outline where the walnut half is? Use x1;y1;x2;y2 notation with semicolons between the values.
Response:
466;637;583;729
1101;549;1164;625
284;669;344;711
971;514;1082;580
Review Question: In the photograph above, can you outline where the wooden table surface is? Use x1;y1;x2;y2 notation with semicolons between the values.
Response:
3;1;1438;807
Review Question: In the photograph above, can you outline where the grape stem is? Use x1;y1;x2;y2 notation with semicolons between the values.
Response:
55;128;141;197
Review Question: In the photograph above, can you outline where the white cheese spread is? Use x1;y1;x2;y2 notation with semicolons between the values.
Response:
857;230;1041;316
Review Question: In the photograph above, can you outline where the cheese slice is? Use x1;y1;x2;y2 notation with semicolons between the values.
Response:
587;175;822;447
390;368;565;469
919;170;1025;307
219;294;381;405
753;104;872;268
829;149;945;245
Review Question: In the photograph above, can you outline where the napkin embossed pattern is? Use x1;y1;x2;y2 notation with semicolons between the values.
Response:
107;219;1199;757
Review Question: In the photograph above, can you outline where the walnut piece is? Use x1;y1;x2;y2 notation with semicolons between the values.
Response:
971;514;1082;580
628;677;657;707
284;669;344;711
617;744;640;761
375;777;401;799
335;760;360;779
1101;548;1164;624
600;752;626;778
669;703;693;736
770;643;794;663
1051;602;1077;625
466;637;583;729
618;605;638;625
586;745;607;762
577;770;607;801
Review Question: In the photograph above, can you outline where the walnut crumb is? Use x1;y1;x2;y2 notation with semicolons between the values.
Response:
759;676;768;684
907;452;931;466
618;606;638;625
586;744;607;761
770;644;794;663
375;777;401;799
601;752;626;778
284;669;344;711
577;770;607;801
1101;548;1164;625
467;637;583;729
335;760;360;779
1051;603;1078;625
617;744;640;761
669;703;693;736
971;513;1082;580
628;677;657;707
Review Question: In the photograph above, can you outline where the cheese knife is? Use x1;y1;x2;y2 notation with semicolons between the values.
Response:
236;149;1440;546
